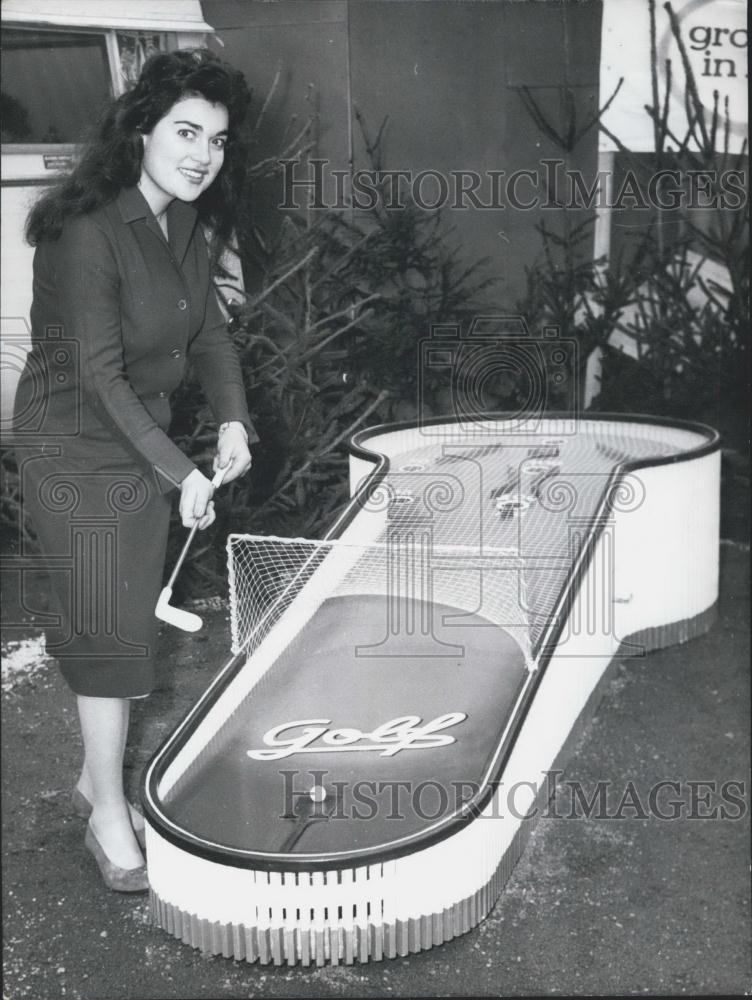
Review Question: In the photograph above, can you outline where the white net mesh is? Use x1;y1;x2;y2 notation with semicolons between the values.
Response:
227;533;533;667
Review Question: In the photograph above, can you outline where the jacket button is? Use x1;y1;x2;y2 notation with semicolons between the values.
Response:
170;348;182;359
177;299;188;310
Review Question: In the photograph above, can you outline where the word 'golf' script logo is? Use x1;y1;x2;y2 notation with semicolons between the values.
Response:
247;713;468;761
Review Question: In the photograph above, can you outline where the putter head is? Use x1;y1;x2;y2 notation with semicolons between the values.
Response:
155;586;203;633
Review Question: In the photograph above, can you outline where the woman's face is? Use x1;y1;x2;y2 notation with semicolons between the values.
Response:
139;95;229;214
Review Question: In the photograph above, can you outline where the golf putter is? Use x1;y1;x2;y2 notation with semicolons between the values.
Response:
155;466;227;632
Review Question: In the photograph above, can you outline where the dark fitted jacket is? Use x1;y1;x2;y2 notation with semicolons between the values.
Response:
15;185;257;491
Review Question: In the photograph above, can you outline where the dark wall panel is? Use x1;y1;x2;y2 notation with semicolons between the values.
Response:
203;0;603;307
203;0;351;246
348;0;602;305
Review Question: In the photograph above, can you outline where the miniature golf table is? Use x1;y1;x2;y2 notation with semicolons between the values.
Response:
142;414;720;965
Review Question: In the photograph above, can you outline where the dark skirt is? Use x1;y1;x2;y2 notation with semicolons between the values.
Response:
15;446;172;698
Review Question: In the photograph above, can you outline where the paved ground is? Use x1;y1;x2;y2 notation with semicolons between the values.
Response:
2;469;750;999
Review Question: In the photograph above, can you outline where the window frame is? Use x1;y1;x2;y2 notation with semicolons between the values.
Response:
1;22;169;158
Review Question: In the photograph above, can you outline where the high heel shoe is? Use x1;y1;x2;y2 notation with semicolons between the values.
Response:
71;788;147;851
84;824;149;893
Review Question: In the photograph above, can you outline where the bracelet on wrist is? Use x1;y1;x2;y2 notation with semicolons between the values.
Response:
218;421;249;443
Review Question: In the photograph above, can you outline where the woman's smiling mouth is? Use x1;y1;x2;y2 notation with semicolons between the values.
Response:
179;167;208;183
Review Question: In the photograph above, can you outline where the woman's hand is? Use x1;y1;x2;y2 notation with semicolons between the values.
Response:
179;469;217;530
213;422;252;484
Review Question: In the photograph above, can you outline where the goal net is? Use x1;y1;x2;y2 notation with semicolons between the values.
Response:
227;533;534;669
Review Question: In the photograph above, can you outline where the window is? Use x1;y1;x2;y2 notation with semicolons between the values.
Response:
1;27;112;144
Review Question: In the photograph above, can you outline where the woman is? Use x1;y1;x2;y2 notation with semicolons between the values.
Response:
13;49;257;892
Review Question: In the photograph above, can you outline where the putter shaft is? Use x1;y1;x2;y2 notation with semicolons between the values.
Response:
162;467;227;598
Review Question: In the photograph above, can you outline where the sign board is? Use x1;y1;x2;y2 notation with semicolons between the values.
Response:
599;0;748;153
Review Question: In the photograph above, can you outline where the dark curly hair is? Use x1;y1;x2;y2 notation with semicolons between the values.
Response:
25;48;251;248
